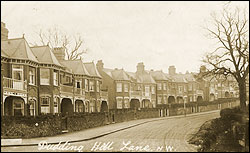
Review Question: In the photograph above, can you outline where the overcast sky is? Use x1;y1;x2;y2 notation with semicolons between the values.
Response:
1;1;249;73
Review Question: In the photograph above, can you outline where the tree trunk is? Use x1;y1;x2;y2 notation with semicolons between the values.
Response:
238;79;247;111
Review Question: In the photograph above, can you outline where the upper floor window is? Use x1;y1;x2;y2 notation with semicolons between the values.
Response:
65;75;72;84
116;82;122;92
89;80;94;92
29;67;36;85
12;65;23;81
145;85;150;96
178;86;183;94
163;83;167;90
188;84;192;91
40;68;50;85
124;83;128;92
96;81;100;92
151;86;155;94
53;70;58;86
184;85;187;92
75;79;81;89
85;79;89;91
157;83;162;90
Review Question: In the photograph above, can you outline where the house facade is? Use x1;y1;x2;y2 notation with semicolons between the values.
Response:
1;22;241;116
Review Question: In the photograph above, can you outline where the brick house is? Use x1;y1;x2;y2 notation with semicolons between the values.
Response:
1;22;241;117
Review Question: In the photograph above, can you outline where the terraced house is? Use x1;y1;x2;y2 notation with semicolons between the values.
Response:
1;22;108;116
1;22;240;117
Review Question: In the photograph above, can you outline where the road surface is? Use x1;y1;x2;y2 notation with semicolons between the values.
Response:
1;111;220;152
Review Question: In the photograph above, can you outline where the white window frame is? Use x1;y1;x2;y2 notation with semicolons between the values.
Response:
117;98;123;109
28;99;36;116
157;83;162;90
124;83;128;92
85;79;89;91
163;83;167;90
12;64;23;81
158;96;162;104
29;67;36;85
124;98;129;108
151;86;155;94
40;68;50;85
89;80;94;92
41;97;50;114
96;81;100;92
53;70;58;86
116;82;122;92
145;85;150;96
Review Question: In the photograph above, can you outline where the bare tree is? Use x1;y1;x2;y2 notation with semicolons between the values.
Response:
31;26;87;60
202;5;249;111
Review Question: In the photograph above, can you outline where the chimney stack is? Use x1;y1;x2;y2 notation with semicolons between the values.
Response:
1;22;9;40
168;65;176;75
96;60;104;70
53;47;65;61
136;62;145;74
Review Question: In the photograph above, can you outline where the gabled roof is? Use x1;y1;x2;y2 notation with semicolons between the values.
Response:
136;71;156;84
126;72;143;83
60;60;90;76
182;73;196;82
149;70;170;81
1;38;39;63
111;69;131;81
83;62;102;78
31;45;62;67
165;73;188;83
103;68;131;81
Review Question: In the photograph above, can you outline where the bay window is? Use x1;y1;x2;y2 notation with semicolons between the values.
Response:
96;81;100;92
85;79;89;91
12;65;23;81
13;99;24;116
151;86;155;94
157;83;162;90
53;70;58;86
124;98;129;108
117;98;123;109
41;97;50;114
163;83;167;90
145;85;150;96
158;95;162;104
28;99;35;116
29;67;36;85
116;82;122;92
124;83;128;92
40;68;50;85
54;97;59;114
89;80;94;92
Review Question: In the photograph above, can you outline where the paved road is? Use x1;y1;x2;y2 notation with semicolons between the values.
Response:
1;111;220;152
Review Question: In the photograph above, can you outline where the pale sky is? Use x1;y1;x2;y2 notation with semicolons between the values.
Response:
1;1;249;73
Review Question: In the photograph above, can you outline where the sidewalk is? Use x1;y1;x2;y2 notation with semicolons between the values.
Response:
1;110;220;147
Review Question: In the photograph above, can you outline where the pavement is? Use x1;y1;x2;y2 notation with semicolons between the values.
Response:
1;110;220;152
